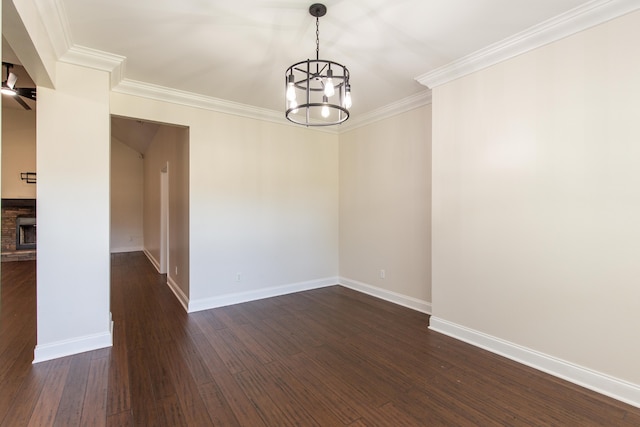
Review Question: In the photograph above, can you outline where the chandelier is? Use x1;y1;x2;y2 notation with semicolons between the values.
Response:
285;3;351;126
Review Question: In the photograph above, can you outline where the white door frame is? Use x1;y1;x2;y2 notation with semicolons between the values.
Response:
159;163;169;274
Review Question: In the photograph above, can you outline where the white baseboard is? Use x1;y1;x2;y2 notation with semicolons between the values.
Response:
167;275;189;312
339;277;432;314
429;317;640;409
187;277;338;313
110;246;144;254
143;248;161;273
33;324;113;364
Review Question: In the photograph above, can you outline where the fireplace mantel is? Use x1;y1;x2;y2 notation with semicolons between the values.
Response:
2;198;36;208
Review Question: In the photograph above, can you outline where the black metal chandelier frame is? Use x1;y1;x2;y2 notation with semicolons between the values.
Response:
285;3;351;127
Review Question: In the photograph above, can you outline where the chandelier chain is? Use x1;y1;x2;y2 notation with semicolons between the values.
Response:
315;17;320;60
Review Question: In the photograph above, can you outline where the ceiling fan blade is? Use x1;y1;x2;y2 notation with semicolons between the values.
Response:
7;72;17;89
13;95;32;110
16;87;36;100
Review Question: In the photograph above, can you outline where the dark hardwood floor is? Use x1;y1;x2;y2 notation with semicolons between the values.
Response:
1;252;639;426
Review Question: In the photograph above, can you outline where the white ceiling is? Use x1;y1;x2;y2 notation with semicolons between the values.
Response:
52;0;592;116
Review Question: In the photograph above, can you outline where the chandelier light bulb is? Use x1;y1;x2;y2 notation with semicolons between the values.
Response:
321;95;330;118
289;99;298;114
344;84;352;109
286;75;296;101
324;69;335;97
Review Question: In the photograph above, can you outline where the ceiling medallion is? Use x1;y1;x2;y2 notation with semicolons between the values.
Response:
285;3;351;126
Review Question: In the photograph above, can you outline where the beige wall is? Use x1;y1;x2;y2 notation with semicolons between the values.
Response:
142;124;189;297
432;10;640;386
339;105;432;308
110;137;144;252
1;107;36;199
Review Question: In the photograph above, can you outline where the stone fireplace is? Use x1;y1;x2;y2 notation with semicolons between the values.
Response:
2;199;36;261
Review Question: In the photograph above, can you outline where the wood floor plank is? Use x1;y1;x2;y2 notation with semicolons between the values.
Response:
126;346;160;426
399;379;510;426
53;353;92;427
360;401;433;427
206;327;270;374
144;342;178;400
191;331;234;376
262;360;360;425
208;370;267;427
175;334;215;387
78;356;109;427
290;351;390;408
212;305;250;327
0;362;52;426
105;410;134;427
197;382;241;427
160;343;214;426
0;338;37;421
105;322;131;416
27;357;72;427
159;395;189;427
189;310;226;334
234;366;321;427
277;352;364;423
261;312;325;348
238;320;302;358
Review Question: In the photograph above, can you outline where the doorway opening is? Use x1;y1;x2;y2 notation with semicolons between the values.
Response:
110;116;190;307
1;60;37;263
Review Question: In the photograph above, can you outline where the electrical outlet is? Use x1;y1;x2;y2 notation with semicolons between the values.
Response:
379;269;386;279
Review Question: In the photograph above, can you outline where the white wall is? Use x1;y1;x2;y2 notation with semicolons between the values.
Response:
111;93;339;311
35;61;112;361
110;137;143;252
431;9;640;399
1;107;36;199
339;106;432;312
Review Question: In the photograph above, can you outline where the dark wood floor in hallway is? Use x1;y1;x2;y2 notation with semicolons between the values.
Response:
1;252;639;426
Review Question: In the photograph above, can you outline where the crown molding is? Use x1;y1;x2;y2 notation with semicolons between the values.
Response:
59;46;126;87
33;0;73;58
112;79;339;134
338;90;432;133
113;78;431;135
28;0;126;87
416;0;640;89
